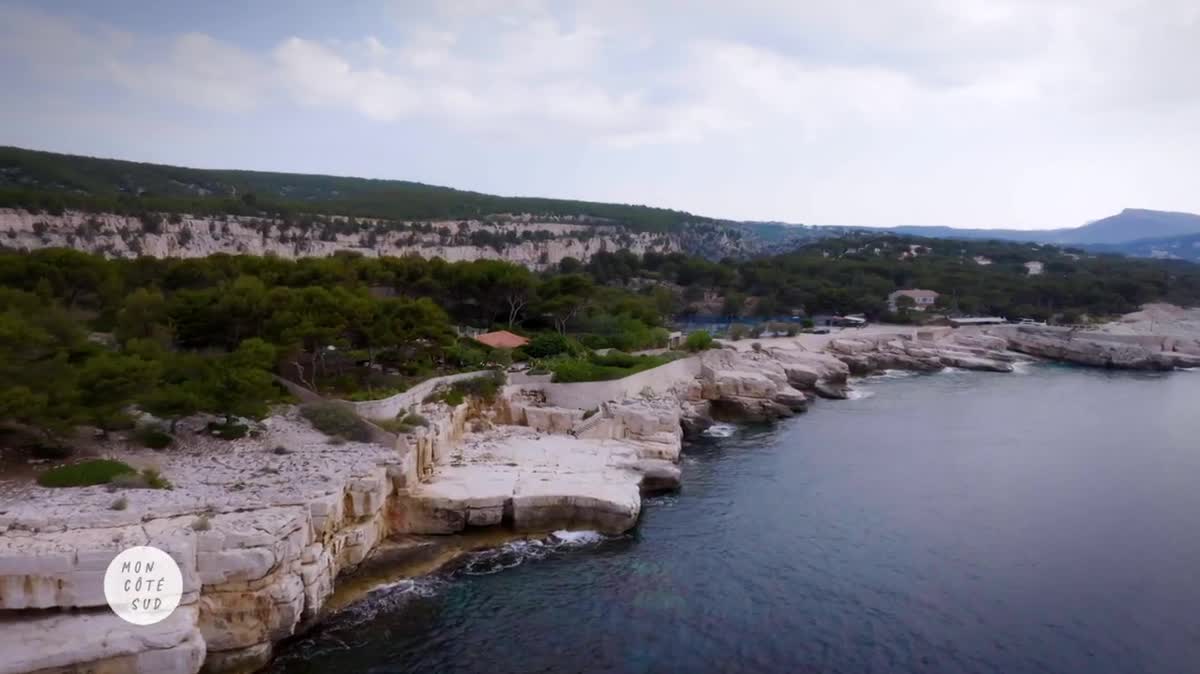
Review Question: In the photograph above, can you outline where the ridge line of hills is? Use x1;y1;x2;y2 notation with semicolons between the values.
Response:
2;145;1199;262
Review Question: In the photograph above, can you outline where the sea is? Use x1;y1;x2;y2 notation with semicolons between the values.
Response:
271;364;1200;674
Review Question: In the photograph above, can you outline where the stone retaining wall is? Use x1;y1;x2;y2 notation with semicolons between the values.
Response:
517;357;702;410
349;371;494;420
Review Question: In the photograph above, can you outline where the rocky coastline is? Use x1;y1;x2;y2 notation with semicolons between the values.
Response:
1;315;1197;674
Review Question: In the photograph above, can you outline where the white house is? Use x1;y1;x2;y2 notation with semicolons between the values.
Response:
1024;261;1044;276
888;289;940;312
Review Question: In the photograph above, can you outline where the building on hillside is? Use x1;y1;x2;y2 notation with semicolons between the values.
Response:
1024;261;1045;276
887;289;940;312
473;330;530;349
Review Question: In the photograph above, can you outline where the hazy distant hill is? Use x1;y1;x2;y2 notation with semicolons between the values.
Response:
1087;232;1200;262
888;208;1200;246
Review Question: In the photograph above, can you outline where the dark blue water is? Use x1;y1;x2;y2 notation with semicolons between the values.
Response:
272;365;1200;674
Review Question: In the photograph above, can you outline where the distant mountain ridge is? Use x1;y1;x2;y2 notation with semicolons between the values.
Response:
885;208;1200;246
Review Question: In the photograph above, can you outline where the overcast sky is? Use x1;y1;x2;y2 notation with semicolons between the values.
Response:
2;0;1197;229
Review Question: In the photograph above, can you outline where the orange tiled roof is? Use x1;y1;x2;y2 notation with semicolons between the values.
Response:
473;330;530;349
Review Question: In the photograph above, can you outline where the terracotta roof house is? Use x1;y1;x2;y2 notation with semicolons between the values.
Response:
888;289;940;312
473;330;530;349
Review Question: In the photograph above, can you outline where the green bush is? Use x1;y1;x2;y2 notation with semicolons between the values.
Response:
684;331;714;351
300;402;372;442
37;459;137;488
548;352;680;383
135;426;173;450
428;371;506;406
590;350;639;368
729;324;749;340
525;332;573;358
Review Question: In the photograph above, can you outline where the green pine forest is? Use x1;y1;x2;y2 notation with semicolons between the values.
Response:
2;146;1200;455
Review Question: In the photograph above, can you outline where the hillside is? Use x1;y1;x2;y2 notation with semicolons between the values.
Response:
0;146;796;265
0;146;702;232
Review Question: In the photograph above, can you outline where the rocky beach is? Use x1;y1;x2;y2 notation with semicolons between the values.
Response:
2;307;1199;674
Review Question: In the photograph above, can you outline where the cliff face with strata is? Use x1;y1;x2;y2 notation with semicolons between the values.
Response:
0;209;760;267
0;381;687;674
0;411;406;674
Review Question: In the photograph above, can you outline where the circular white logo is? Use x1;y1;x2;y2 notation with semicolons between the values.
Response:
103;546;183;625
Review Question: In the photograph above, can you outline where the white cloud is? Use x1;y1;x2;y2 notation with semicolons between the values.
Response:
7;0;1199;145
107;33;266;112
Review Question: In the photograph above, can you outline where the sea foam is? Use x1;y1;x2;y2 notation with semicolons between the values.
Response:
702;423;737;438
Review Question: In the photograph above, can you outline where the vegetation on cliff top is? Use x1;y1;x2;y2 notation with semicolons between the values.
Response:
0;146;704;233
2;227;1199;453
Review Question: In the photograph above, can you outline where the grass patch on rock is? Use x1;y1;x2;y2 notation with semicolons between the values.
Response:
301;402;372;442
375;411;431;435
546;351;681;383
37;459;137;488
134;426;174;450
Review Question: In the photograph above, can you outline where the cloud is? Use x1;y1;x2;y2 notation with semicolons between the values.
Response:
6;0;1200;149
107;33;267;112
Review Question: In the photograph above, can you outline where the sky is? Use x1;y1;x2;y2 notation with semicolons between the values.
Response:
1;0;1198;230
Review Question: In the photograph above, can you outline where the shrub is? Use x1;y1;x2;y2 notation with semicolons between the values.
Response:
376;411;431;435
801;318;815;329
548;352;680;383
141;468;171;489
30;443;73;460
37;459;137;488
108;468;172;490
300;402;372;442
729;324;749;341
525;332;573;358
590;350;639;368
191;514;211;531
135;426;173;450
207;421;248;440
110;496;128;511
684;331;714;352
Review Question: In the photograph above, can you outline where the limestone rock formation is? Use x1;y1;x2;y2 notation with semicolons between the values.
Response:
1003;327;1200;370
696;348;810;421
